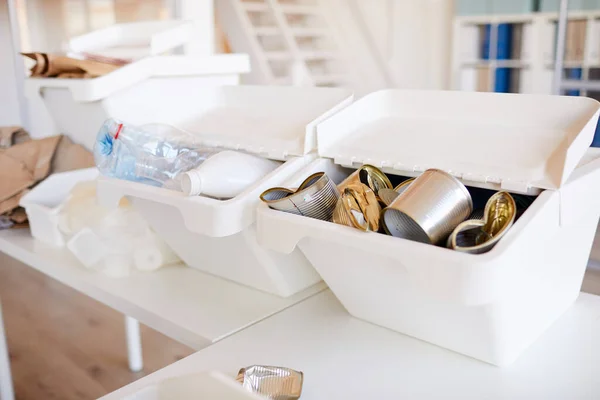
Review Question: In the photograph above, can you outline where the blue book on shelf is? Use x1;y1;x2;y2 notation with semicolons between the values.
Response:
592;118;600;147
565;68;582;96
494;23;513;93
481;25;491;60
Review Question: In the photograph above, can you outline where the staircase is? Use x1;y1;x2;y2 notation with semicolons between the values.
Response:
217;0;358;88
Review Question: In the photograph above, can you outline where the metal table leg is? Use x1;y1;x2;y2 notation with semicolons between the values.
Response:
125;316;143;373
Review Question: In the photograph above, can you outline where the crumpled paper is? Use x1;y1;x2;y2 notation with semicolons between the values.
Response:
0;127;95;228
0;126;29;148
22;52;123;79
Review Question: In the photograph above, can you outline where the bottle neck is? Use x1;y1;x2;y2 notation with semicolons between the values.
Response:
181;169;203;196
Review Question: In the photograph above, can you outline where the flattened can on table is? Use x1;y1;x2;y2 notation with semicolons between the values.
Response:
236;365;303;400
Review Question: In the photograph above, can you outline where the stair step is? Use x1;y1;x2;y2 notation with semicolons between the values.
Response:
291;27;329;37
280;4;321;14
243;2;270;12
272;77;293;85
301;51;339;60
312;73;348;85
265;51;293;60
254;26;280;35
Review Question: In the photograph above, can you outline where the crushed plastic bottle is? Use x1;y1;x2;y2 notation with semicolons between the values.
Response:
94;119;221;188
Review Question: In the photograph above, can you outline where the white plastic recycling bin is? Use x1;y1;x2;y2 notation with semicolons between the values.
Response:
19;168;99;246
256;89;600;366
24;54;250;150
96;85;353;297
66;20;193;61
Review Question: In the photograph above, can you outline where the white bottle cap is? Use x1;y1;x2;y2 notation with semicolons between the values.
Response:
181;169;203;196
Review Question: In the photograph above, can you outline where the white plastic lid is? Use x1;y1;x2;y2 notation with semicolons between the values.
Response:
67;21;193;61
316;89;600;193
24;54;251;102
158;86;353;161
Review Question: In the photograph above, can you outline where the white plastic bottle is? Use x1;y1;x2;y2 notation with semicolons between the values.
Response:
180;151;281;199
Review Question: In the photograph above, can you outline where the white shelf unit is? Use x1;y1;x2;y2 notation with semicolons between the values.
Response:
217;0;352;87
452;10;600;96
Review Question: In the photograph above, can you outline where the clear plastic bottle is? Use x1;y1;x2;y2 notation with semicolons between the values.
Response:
94;119;221;188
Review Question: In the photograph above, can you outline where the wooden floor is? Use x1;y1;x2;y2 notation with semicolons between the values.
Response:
0;252;193;400
1;235;600;400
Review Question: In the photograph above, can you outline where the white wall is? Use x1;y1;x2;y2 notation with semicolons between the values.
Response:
354;0;454;90
0;0;24;126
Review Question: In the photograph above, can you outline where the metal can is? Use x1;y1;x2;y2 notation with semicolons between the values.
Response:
449;191;516;254
236;365;303;400
381;169;473;244
378;178;415;207
332;183;381;231
337;164;392;201
260;172;340;221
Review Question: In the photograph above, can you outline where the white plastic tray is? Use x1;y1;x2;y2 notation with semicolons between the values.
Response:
67;20;193;61
25;54;251;103
19;168;99;246
24;54;250;149
97;86;353;297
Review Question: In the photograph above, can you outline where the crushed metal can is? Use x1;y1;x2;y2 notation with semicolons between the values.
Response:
449;191;516;254
332;183;381;231
236;365;303;400
260;172;339;221
337;164;392;202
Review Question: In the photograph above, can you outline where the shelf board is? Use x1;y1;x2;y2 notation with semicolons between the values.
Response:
541;10;600;21
495;59;529;68
455;10;600;25
561;79;600;91
545;61;585;68
461;60;529;68
455;13;534;25
0;229;326;350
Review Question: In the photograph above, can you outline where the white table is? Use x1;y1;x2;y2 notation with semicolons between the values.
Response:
102;290;600;400
0;229;325;398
